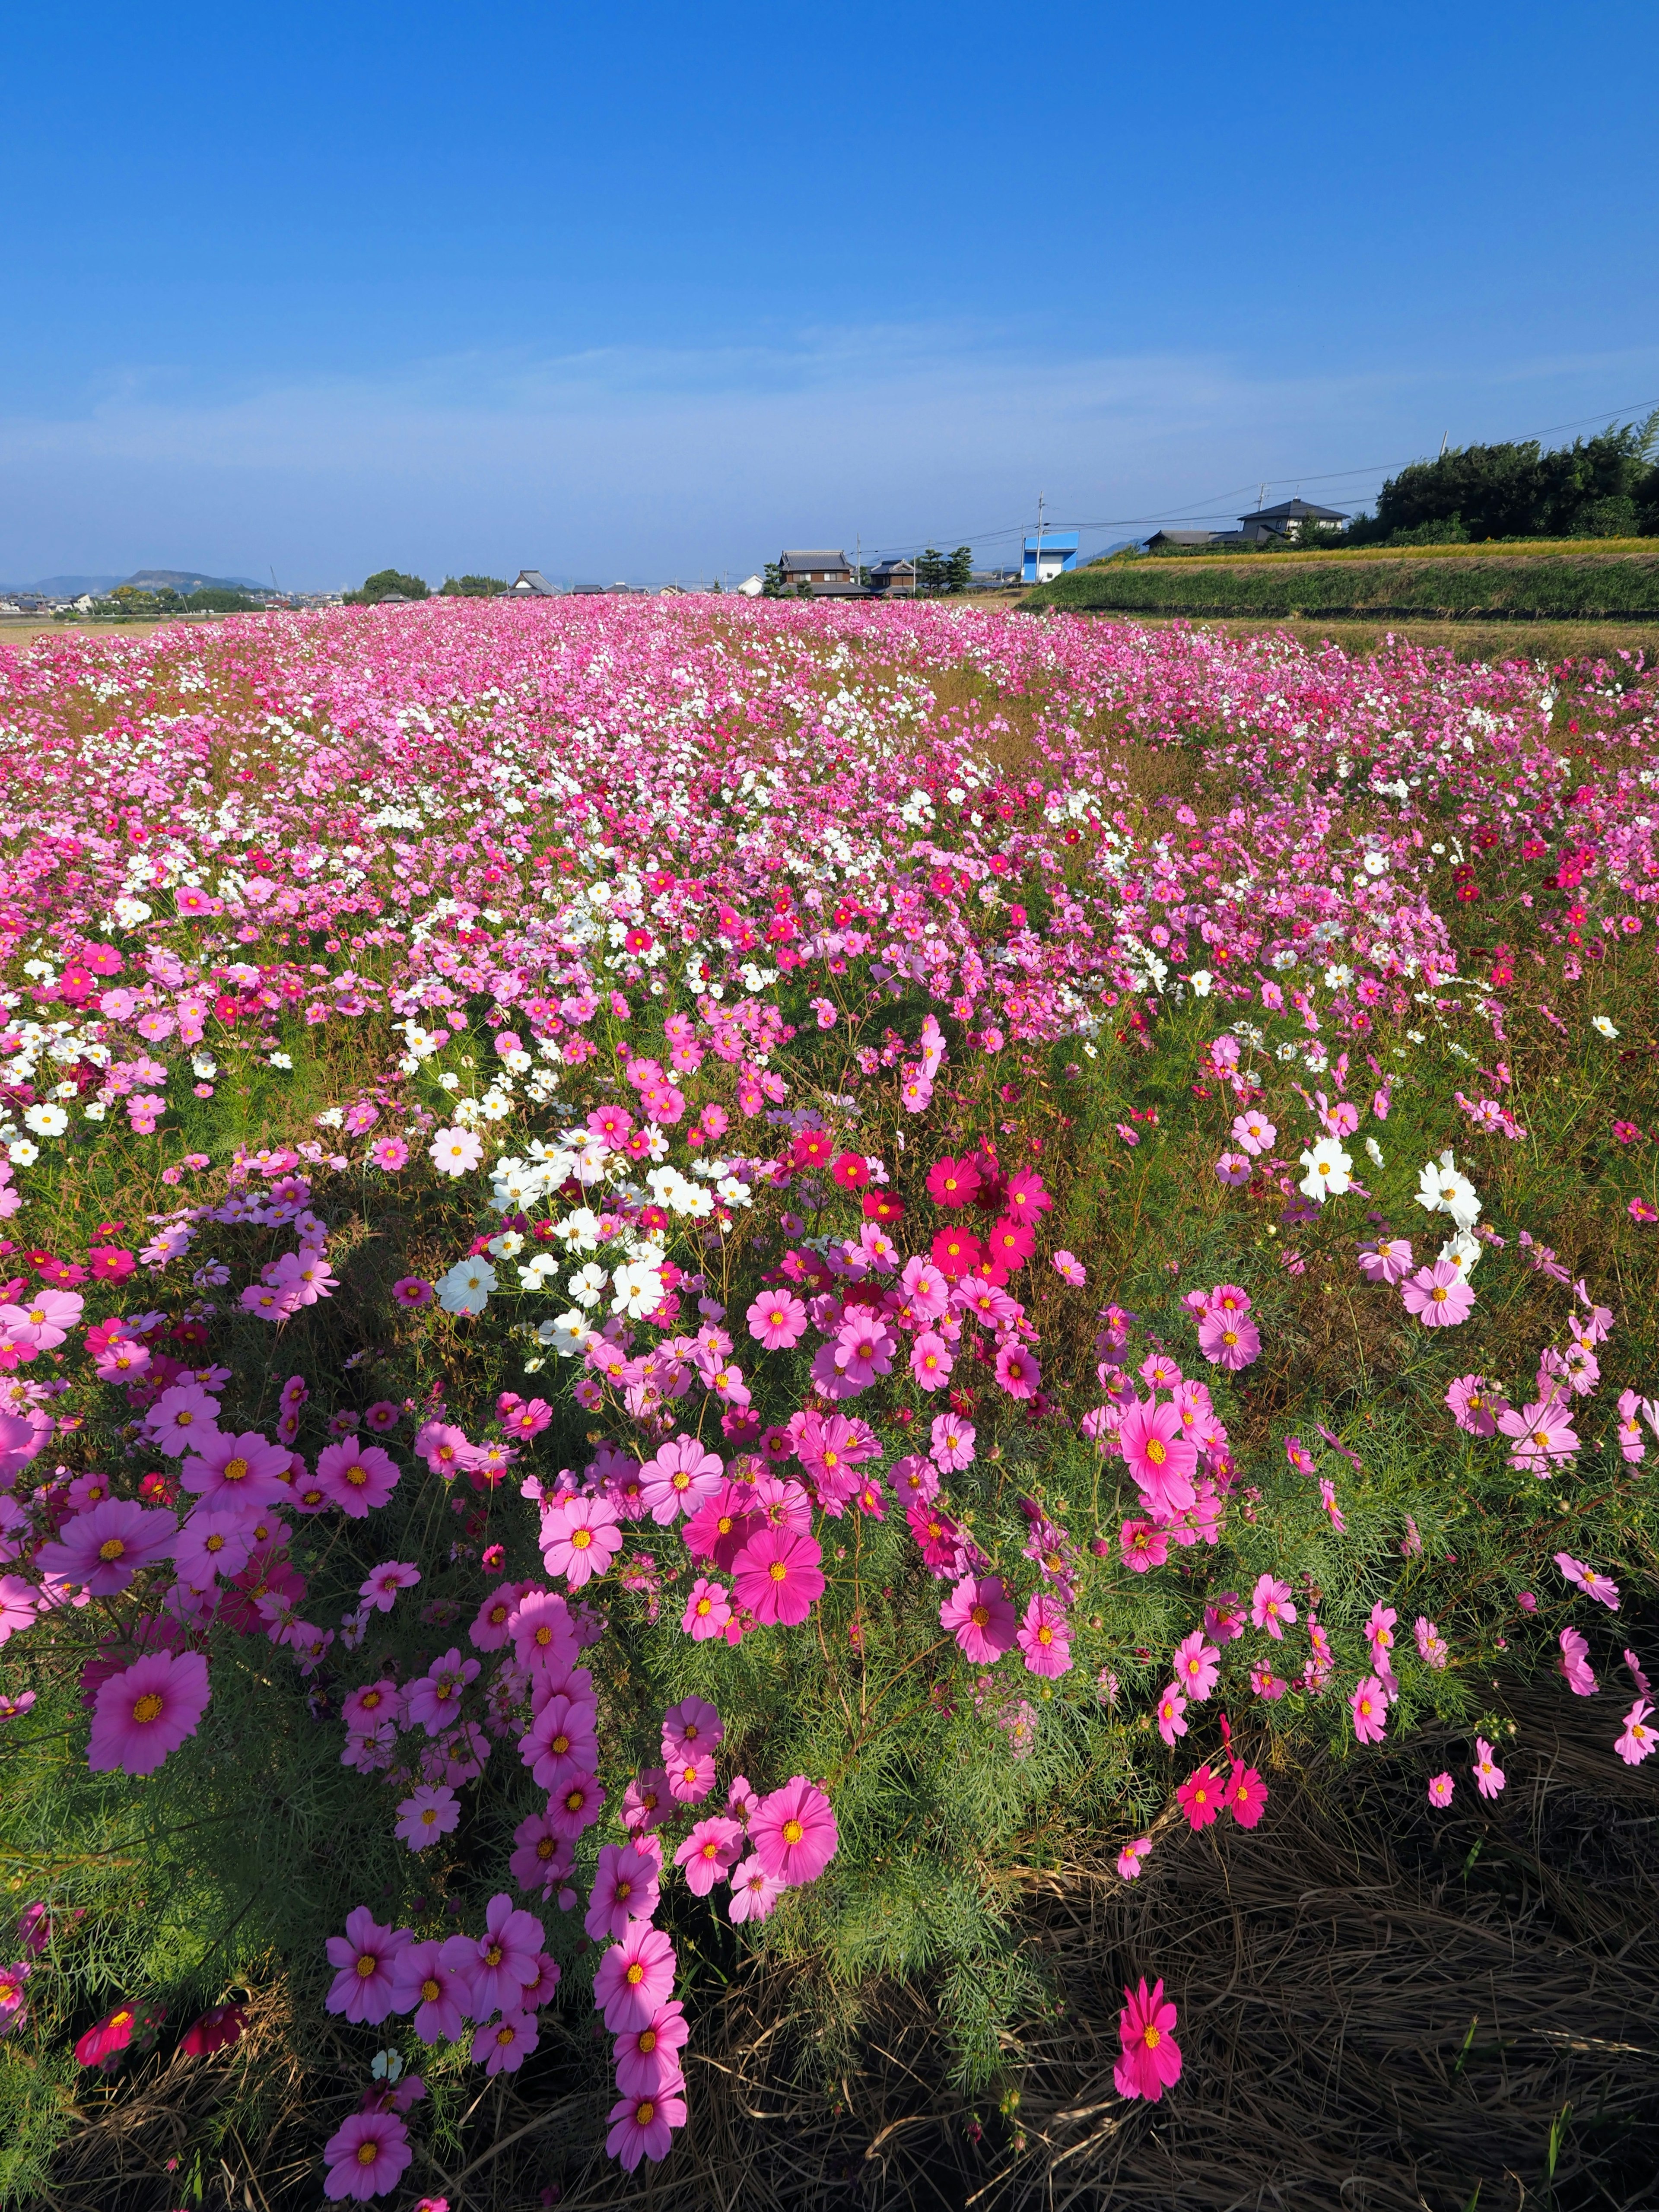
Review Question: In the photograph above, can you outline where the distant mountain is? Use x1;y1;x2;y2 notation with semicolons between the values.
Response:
22;575;123;597
121;569;266;593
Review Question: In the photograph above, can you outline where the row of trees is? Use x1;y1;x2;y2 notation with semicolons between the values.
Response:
345;572;511;604
761;546;976;597
1346;414;1659;545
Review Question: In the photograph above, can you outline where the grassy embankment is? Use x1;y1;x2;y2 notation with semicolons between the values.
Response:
1022;540;1659;663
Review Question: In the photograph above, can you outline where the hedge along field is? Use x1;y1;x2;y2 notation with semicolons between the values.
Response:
0;600;1654;2208
1027;543;1659;622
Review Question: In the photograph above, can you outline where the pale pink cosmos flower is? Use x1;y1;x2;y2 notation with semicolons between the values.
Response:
1445;1374;1503;1437
728;1854;785;1923
1052;1250;1087;1287
144;1383;222;1457
1401;1260;1474;1327
428;1125;483;1176
406;1648;480;1733
1214;1152;1252;1187
681;1576;734;1640
585;1843;662;1941
1357;1238;1413;1286
747;1290;807;1349
662;1694;723;1762
835;1315;896;1391
359;1560;420;1612
1614;1389;1647;1462
1249;1574;1297;1640
509;1811;573;1900
639;1433;724;1523
1615;1699;1656;1766
521;1691;600;1792
180;1427;292;1506
1232;1111;1275;1155
1250;1664;1287;1701
1414;1617;1448;1669
929;1414;976;1471
939;1573;1017;1663
1172;1630;1220;1701
594;1918;677;2031
1427;1773;1455;1807
1556;1551;1620;1609
750;1776;839;1885
1558;1627;1597;1696
541;1494;623;1587
899;1255;950;1319
1350;1674;1388;1745
1472;1738;1506;1798
315;1440;401;1516
511;1589;581;1675
172;1508;253;1588
1499;1397;1579;1477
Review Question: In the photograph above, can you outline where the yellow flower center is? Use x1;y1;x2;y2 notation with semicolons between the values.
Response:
132;1693;164;1723
626;1962;645;1986
1146;1438;1166;1465
98;1537;127;1561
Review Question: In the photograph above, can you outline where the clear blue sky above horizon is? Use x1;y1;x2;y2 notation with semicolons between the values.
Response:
3;0;1655;591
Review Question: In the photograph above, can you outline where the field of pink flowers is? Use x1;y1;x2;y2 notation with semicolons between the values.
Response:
0;598;1654;2209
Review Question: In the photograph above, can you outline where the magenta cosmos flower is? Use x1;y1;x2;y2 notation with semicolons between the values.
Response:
458;1893;545;2016
522;1691;599;1791
1401;1259;1474;1327
607;2083;688;2171
88;1650;211;1776
585;1841;662;1942
1017;1592;1073;1677
322;2110;412;2202
540;1494;623;1587
394;1785;459;1850
995;1343;1041;1400
614;1998;690;2096
731;1524;825;1627
673;1817;744;1897
940;1572;1017;1663
750;1776;839;1885
315;1440;401;1517
1114;1978;1182;2103
37;1499;175;1595
1197;1310;1260;1370
746;1290;807;1349
593;1918;677;2032
639;1433;723;1523
391;1939;470;2041
325;1907;408;2024
473;2008;540;2075
1350;1675;1388;1745
1118;1398;1198;1516
681;1576;733;1639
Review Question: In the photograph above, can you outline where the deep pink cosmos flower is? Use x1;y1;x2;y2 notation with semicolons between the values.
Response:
1017;1592;1073;1677
521;1691;600;1791
1472;1738;1506;1798
1350;1675;1388;1745
405;1648;480;1733
325;1907;408;2024
144;1383;221;1456
1118;1398;1198;1516
391;1939;470;2041
994;1343;1041;1399
1176;1764;1222;1830
940;1572;1017;1663
613;1998;690;2097
750;1777;839;1885
1172;1630;1220;1701
594;1918;677;2032
681;1576;734;1639
1249;1574;1296;1640
1197;1311;1260;1369
511;1589;580;1674
1155;1684;1189;1745
509;1810;575;1900
929;1414;976;1472
180;1427;293;1506
88;1650;211;1777
315;1440;401;1516
1114;1978;1182;2103
37;1499;175;1595
1401;1259;1474;1327
674;1817;744;1896
661;1694;723;1761
639;1433;724;1523
1121;1519;1169;1573
322;2110;412;2202
606;2083;688;2171
1428;1772;1455;1806
747;1290;807;1349
473;2008;539;2075
541;1494;623;1586
1223;1763;1268;1828
731;1524;825;1626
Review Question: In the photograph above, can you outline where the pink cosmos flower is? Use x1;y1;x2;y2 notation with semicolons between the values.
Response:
89;1650;211;1776
1052;1249;1087;1287
994;1344;1041;1400
1118;1398;1198;1516
1472;1738;1506;1798
458;1893;545;2017
910;1330;954;1391
1114;1978;1182;2103
521;1692;599;1792
360;1560;420;1612
593;1918;677;2031
585;1842;662;1942
391;1939;470;2041
1350;1675;1387;1745
662;1694;723;1761
1232;1112;1275;1155
470;1583;519;1650
1177;1763;1222;1829
1555;1551;1619;1610
541;1494;623;1586
1357;1238;1414;1286
179;1428;292;1506
1499;1397;1579;1476
395;1785;460;1850
172;1508;253;1588
1121;1519;1169;1573
1414;1617;1448;1669
1197;1311;1260;1370
511;1589;580;1673
325;1907;408;2024
1427;1772;1454;1806
1018;1592;1073;1677
1155;1684;1189;1745
940;1573;1017;1663
606;2084;687;2171
315;1440;401;1516
1445;1374;1502;1437
928;1414;976;1472
392;1276;433;1307
1558;1626;1597;1696
750;1776;839;1885
674;1817;744;1896
667;1751;717;1804
406;1648;480;1733
731;1524;825;1627
1615;1699;1656;1765
729;1854;785;1923
474;2009;540;2075
321;2111;412;2202
144;1383;221;1457
1172;1630;1220;1701
747;1290;807;1349
681;1576;734;1640
614;1999;690;2097
1249;1574;1297;1640
1401;1259;1474;1327
1214;1152;1252;1187
1205;1593;1245;1643
639;1433;724;1523
37;1499;175;1595
509;1811;574;1900
1117;1837;1153;1880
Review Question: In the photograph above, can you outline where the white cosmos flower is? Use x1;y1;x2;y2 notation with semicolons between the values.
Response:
1592;1015;1619;1039
1298;1144;1353;1202
611;1262;665;1318
543;1309;595;1356
435;1258;496;1317
1415;1158;1480;1230
1364;1136;1385;1169
1440;1230;1481;1275
7;1139;39;1165
568;1262;609;1309
22;1104;68;1137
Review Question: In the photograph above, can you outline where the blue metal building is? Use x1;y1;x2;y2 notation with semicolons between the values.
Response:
1022;531;1080;584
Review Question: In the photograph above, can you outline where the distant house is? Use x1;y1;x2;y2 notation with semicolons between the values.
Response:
778;549;855;591
1144;529;1224;554
868;557;916;595
1236;499;1349;544
737;574;764;598
506;569;557;597
1022;531;1080;584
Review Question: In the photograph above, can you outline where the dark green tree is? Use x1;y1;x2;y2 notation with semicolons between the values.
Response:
346;569;431;604
1356;413;1659;543
761;562;785;598
914;547;947;596
944;545;974;594
441;575;509;597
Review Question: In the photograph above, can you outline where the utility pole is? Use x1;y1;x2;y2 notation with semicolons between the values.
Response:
1033;491;1045;585
855;532;861;591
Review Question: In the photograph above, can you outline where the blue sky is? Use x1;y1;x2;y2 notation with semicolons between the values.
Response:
3;0;1654;590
